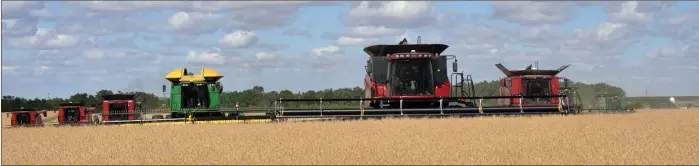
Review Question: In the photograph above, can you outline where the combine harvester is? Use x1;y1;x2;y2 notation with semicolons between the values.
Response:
494;62;583;114
56;102;89;125
273;37;578;119
161;67;272;121
5;108;48;127
98;94;146;124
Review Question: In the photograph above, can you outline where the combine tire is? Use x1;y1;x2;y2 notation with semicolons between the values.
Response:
152;115;164;119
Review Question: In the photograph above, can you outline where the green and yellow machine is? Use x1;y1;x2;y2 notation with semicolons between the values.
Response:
164;67;226;119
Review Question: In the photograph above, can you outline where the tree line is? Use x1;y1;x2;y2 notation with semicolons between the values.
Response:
2;79;630;112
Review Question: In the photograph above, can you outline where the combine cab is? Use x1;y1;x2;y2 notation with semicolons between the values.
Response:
58;103;88;125
101;94;138;122
6;108;47;127
274;37;574;118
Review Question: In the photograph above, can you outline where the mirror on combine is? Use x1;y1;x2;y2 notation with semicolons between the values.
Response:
452;61;458;73
216;82;223;93
365;61;372;73
162;85;166;93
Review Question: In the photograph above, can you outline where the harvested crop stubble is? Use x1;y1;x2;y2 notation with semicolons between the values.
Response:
2;110;698;165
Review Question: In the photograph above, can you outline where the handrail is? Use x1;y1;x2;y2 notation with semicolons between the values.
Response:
276;95;569;102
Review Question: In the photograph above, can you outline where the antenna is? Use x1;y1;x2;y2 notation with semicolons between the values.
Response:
417;36;421;44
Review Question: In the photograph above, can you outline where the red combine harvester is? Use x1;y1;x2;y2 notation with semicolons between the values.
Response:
58;103;88;125
496;62;570;107
6;108;47;127
492;62;579;113
273;37;572;118
101;94;139;122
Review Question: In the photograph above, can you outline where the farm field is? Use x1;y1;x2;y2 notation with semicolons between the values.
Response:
2;109;698;165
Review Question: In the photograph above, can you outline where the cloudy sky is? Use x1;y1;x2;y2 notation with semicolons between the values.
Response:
2;1;698;98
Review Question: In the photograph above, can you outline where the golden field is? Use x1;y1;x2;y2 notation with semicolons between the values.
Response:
2;109;698;165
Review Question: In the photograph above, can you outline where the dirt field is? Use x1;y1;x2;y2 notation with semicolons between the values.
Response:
2;109;698;165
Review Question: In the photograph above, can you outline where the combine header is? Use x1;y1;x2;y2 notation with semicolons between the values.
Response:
273;37;576;119
6;108;48;127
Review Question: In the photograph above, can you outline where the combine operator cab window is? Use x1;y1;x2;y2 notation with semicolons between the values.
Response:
181;83;211;109
389;59;435;96
108;103;129;120
522;78;552;104
64;108;79;122
15;113;31;125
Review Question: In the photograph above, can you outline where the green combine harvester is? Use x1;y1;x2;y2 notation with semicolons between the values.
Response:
588;93;633;113
164;67;229;119
162;66;273;121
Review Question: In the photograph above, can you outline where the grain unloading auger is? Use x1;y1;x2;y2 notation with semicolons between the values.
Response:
271;37;578;119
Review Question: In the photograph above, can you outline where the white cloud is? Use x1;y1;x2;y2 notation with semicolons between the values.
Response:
647;44;689;59
168;12;190;27
349;1;431;20
490;1;574;25
2;18;38;37
348;25;405;37
3;28;79;49
254;52;276;61
347;1;436;28
73;1;334;13
667;15;689;25
595;22;627;41
336;36;378;46
168;11;221;29
2;66;20;73
2;19;20;27
34;66;49;76
608;1;650;24
74;1;185;12
45;34;78;48
219;30;259;48
186;50;226;65
2;1;45;18
668;65;699;71
312;46;340;56
83;49;105;59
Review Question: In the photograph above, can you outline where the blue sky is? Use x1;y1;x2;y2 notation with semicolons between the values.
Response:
2;1;698;98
